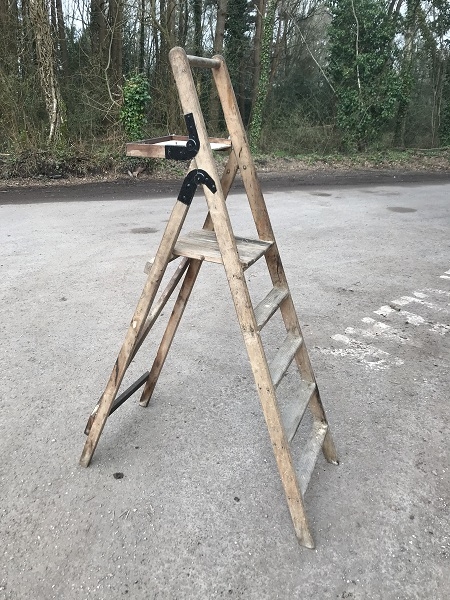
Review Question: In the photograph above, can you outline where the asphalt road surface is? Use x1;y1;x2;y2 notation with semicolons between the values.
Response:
1;175;449;599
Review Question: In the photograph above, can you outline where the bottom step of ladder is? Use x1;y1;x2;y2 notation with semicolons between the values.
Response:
297;421;328;496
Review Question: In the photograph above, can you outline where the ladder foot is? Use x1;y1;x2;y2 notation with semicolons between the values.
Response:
322;429;339;465
79;446;93;468
295;527;315;549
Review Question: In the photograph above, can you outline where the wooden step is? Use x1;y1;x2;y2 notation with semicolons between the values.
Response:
173;230;272;269
269;332;303;388
280;381;316;443
145;230;272;273
297;421;328;496
254;286;289;331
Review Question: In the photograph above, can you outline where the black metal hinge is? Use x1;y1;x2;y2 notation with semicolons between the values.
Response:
178;169;217;205
165;113;200;161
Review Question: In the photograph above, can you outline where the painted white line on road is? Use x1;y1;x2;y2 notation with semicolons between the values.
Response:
390;295;448;313
429;323;450;336
318;282;449;370
422;288;450;297
400;310;426;325
345;317;409;344
318;334;404;371
374;305;396;317
379;307;448;333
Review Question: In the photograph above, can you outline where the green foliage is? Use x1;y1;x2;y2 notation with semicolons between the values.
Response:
327;0;404;150
262;103;340;154
119;74;151;141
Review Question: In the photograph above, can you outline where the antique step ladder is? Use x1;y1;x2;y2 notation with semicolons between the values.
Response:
80;47;338;548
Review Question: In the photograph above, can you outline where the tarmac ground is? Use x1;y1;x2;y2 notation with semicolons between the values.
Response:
1;174;449;599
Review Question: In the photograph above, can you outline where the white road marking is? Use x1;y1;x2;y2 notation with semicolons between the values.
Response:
375;289;449;333
374;305;396;317
422;288;450;297
318;282;449;370
389;295;449;314
400;310;426;326
319;334;404;371
345;317;409;344
429;323;450;336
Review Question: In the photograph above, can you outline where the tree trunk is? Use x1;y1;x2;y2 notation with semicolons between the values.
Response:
249;0;278;150
431;52;445;146
29;0;66;141
209;0;228;132
55;0;68;76
252;0;265;108
90;0;107;70
139;0;145;72
108;0;124;97
393;0;420;147
0;0;19;74
178;0;189;46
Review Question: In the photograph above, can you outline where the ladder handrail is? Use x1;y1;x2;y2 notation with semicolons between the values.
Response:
186;54;221;69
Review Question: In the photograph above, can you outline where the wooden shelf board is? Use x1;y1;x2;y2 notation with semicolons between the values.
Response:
126;136;231;158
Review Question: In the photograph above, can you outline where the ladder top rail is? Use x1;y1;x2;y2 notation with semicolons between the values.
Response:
186;54;221;69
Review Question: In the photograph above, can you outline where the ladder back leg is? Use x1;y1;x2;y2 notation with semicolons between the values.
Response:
139;151;239;407
139;258;202;406
80;199;191;467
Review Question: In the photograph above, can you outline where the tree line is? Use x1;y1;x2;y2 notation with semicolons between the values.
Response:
0;0;449;156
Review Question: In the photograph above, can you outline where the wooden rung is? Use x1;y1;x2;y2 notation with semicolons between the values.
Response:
269;332;303;387
254;286;289;330
186;55;221;69
172;230;272;269
297;421;328;496
281;382;316;443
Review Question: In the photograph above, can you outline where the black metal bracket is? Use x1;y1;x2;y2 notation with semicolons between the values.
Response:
165;113;200;161
178;169;217;205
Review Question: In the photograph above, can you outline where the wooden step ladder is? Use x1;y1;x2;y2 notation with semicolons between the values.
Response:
80;47;338;548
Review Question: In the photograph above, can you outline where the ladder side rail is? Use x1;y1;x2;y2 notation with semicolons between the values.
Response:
211;54;314;374
132;258;190;359
211;54;338;464
169;47;315;547
211;54;276;244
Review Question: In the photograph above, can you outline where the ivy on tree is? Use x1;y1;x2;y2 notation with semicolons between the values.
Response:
120;74;151;141
327;0;404;150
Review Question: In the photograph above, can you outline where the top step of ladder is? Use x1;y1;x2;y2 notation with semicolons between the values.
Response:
145;230;273;273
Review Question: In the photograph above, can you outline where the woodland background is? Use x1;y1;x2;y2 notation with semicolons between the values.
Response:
1;0;450;176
